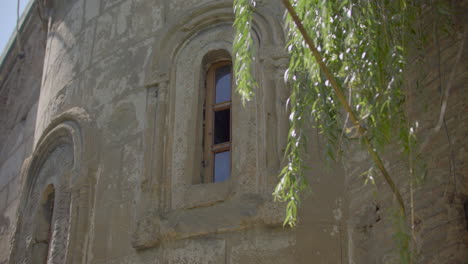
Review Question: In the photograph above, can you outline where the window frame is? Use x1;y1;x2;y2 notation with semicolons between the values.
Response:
203;60;233;183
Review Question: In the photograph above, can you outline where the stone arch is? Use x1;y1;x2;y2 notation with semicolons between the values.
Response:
148;1;285;81
201;49;232;71
133;2;290;249
9;107;97;264
161;1;287;208
142;2;289;191
167;22;238;210
140;0;289;210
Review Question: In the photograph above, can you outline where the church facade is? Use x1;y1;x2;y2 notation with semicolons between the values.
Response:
0;0;467;263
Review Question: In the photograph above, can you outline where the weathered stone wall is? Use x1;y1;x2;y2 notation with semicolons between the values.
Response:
0;3;47;263
24;0;303;263
0;0;466;263
344;2;468;263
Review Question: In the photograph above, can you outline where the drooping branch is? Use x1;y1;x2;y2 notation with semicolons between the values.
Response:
281;0;406;215
233;0;257;104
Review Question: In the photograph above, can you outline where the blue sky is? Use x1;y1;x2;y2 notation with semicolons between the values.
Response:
1;0;28;57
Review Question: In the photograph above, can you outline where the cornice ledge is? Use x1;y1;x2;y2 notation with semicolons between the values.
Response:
131;194;287;250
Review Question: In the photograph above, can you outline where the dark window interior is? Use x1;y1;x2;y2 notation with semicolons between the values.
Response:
214;109;230;145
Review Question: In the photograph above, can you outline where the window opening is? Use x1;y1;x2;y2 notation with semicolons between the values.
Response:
203;61;232;183
32;185;55;263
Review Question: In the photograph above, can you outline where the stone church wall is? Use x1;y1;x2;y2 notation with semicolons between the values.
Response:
0;0;466;263
0;3;47;263
344;4;468;263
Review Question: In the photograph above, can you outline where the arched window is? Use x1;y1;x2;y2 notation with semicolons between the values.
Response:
32;185;55;263
203;61;232;183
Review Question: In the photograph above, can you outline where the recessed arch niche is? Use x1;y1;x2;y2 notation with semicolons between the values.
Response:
31;184;55;264
9;108;97;264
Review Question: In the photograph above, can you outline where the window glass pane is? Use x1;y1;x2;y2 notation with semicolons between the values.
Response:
214;109;230;144
215;65;231;103
214;151;230;182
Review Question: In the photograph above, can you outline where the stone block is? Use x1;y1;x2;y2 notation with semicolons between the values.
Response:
85;0;101;23
24;102;38;139
0;144;25;189
6;175;21;206
102;101;139;142
77;22;97;73
0;187;7;212
93;1;132;62
168;194;263;238
179;181;231;210
0;121;25;165
41;40;80;101
0;197;19;263
128;0;163;41
86;40;152;108
166;238;225;264
102;0;125;11
63;0;84;36
230;229;295;264
122;137;143;187
297;223;344;263
93;146;122;204
107;202;134;258
31;243;49;263
132;209;162;250
90;203;111;260
168;0;213;14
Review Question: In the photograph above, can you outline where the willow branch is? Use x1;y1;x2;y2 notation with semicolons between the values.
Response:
282;0;406;215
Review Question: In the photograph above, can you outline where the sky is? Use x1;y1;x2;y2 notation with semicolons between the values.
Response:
0;0;29;57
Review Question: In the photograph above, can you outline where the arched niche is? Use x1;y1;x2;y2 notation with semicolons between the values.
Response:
132;0;290;251
146;1;285;84
141;0;288;207
9;107;98;264
31;185;55;264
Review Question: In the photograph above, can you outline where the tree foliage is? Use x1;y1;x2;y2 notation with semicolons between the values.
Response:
234;0;452;262
233;0;257;103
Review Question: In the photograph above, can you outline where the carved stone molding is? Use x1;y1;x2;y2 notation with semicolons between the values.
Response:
141;74;169;192
145;72;169;98
133;0;289;253
9;107;98;264
132;194;287;250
